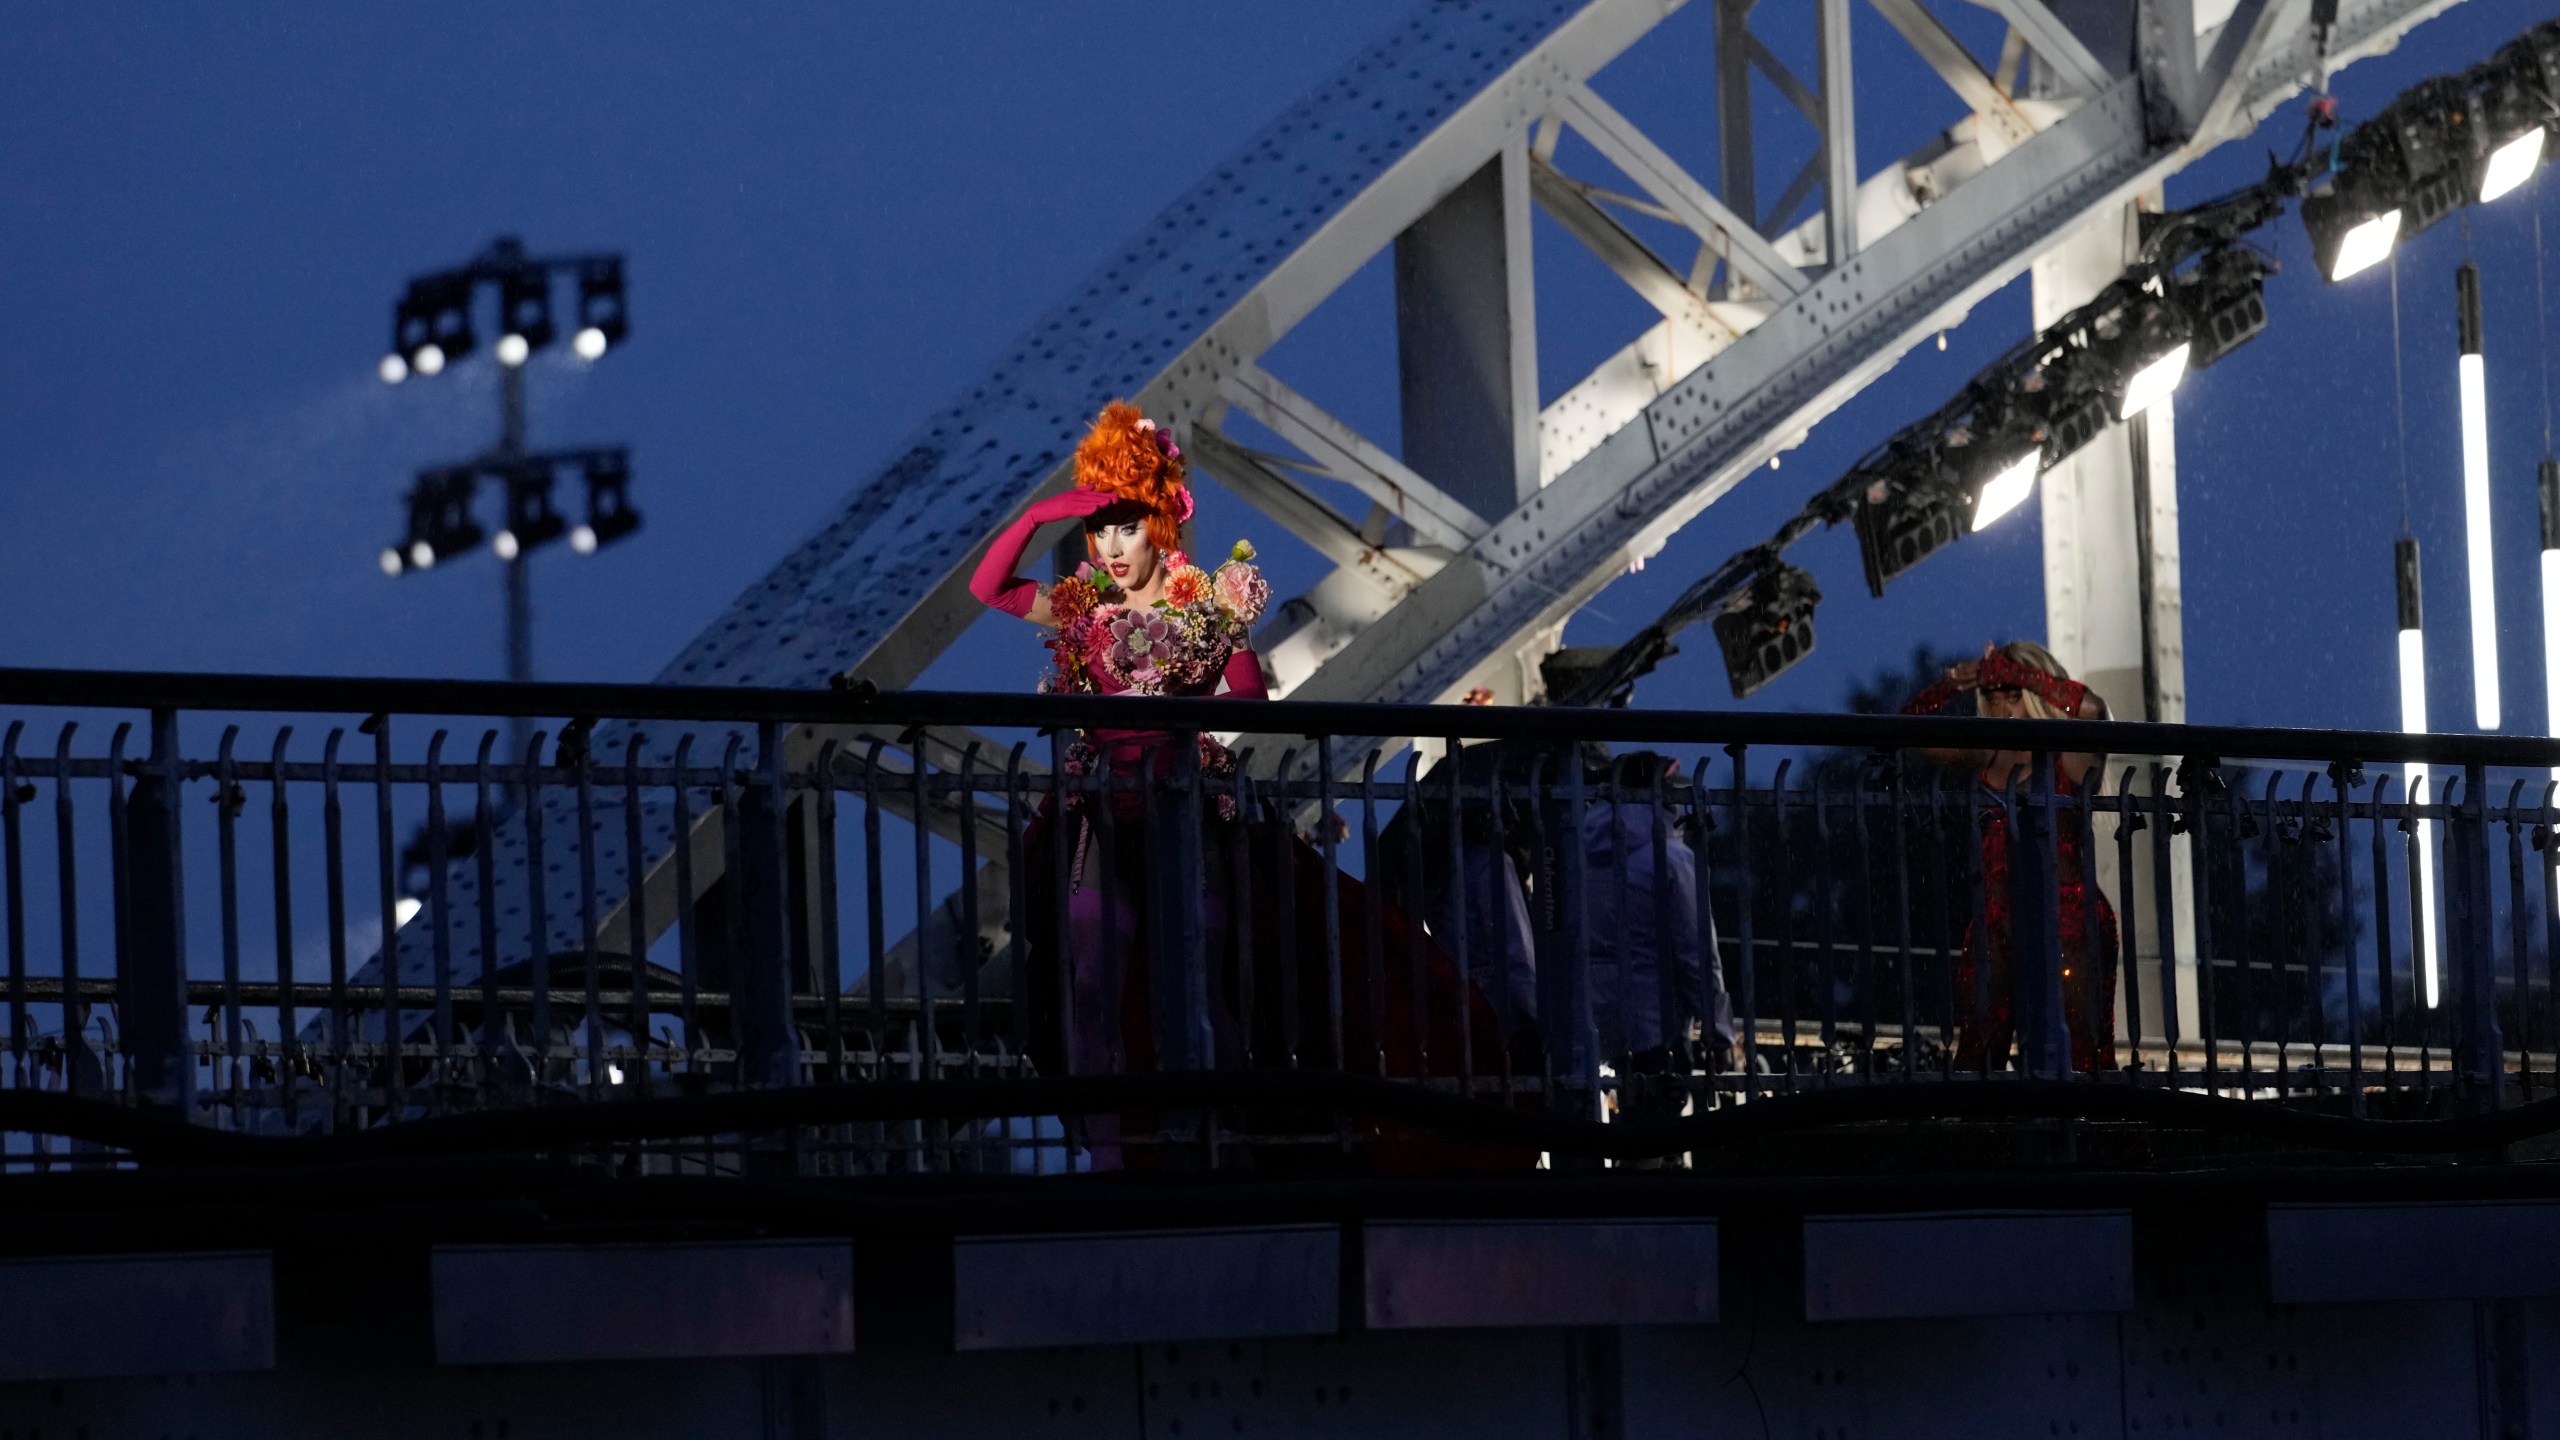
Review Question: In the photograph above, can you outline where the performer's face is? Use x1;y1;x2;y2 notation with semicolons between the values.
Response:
1090;516;1159;592
1979;686;2027;719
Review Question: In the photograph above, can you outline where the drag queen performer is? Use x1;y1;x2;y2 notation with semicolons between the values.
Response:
970;401;1509;1170
1900;642;2118;1072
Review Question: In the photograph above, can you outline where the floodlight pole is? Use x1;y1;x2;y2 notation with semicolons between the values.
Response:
499;359;535;765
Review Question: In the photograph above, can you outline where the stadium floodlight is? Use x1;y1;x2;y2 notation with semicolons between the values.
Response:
496;260;555;368
574;258;627;361
387;465;486;575
2457;263;2501;730
1713;562;1820;699
492;459;566;562
568;449;641;555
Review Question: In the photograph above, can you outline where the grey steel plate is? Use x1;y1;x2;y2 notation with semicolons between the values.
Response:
431;1240;855;1364
1362;1218;1717;1329
952;1225;1340;1351
2269;1201;2560;1304
1803;1210;2133;1321
0;1251;273;1381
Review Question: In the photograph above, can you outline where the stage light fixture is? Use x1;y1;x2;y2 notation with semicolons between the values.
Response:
568;450;640;555
2174;250;2272;372
2456;263;2502;729
2386;80;2476;240
1712;562;1820;699
2098;292;2193;421
573;259;626;361
1970;449;2043;530
1852;452;1963;598
2481;128;2547;203
2393;536;2442;1005
2476;25;2560;202
2039;383;2113;466
2305;194;2404;282
492;459;566;562
2118;344;2190;420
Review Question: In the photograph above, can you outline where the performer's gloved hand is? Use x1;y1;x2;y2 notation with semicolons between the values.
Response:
970;488;1118;617
1975;652;2089;717
1025;488;1116;526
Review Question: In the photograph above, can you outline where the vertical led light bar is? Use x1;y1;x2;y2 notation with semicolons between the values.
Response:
2397;538;2442;1007
2543;458;2560;781
2458;263;2502;729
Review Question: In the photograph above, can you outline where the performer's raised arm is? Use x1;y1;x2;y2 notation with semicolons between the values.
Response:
969;487;1115;624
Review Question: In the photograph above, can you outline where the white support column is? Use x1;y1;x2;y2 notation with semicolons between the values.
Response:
2032;197;2197;1056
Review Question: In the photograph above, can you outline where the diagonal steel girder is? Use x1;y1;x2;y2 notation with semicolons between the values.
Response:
1260;0;2460;721
370;0;2460;1004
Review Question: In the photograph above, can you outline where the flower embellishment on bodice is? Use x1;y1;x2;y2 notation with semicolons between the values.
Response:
1043;541;1270;695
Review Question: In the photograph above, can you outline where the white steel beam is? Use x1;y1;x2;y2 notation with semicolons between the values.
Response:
2192;0;2290;145
376;0;2464;1001
1555;83;1811;298
1185;426;1436;604
1819;0;1861;263
1221;361;1488;551
1528;155;1735;338
1980;0;2118;95
1867;0;2043;147
1258;0;2461;740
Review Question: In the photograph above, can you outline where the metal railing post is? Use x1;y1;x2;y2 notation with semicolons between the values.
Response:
122;707;193;1114
1149;732;1209;1072
2012;754;2070;1077
2449;763;2504;1108
1535;749;1599;1109
735;721;800;1091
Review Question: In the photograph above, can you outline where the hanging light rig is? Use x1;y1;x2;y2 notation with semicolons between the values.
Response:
2301;19;2560;283
2455;263;2501;729
1554;15;2554;711
2395;537;2443;1006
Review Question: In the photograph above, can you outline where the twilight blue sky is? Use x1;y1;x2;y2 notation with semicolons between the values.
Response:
5;1;2557;736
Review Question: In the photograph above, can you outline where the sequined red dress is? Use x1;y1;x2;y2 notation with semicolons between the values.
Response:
1901;667;2119;1072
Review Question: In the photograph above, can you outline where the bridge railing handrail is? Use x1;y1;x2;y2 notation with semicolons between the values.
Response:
1;665;2555;771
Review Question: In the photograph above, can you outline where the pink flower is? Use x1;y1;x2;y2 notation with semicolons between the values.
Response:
1212;562;1269;626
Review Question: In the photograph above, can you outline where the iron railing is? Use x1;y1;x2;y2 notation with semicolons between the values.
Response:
3;666;2559;1175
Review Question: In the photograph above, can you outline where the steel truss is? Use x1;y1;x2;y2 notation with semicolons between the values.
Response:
376;0;2461;999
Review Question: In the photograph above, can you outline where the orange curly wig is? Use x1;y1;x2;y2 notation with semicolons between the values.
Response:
1075;400;1189;556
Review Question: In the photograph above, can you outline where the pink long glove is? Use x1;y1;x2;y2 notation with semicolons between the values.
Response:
969;489;1115;617
1220;649;1269;700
